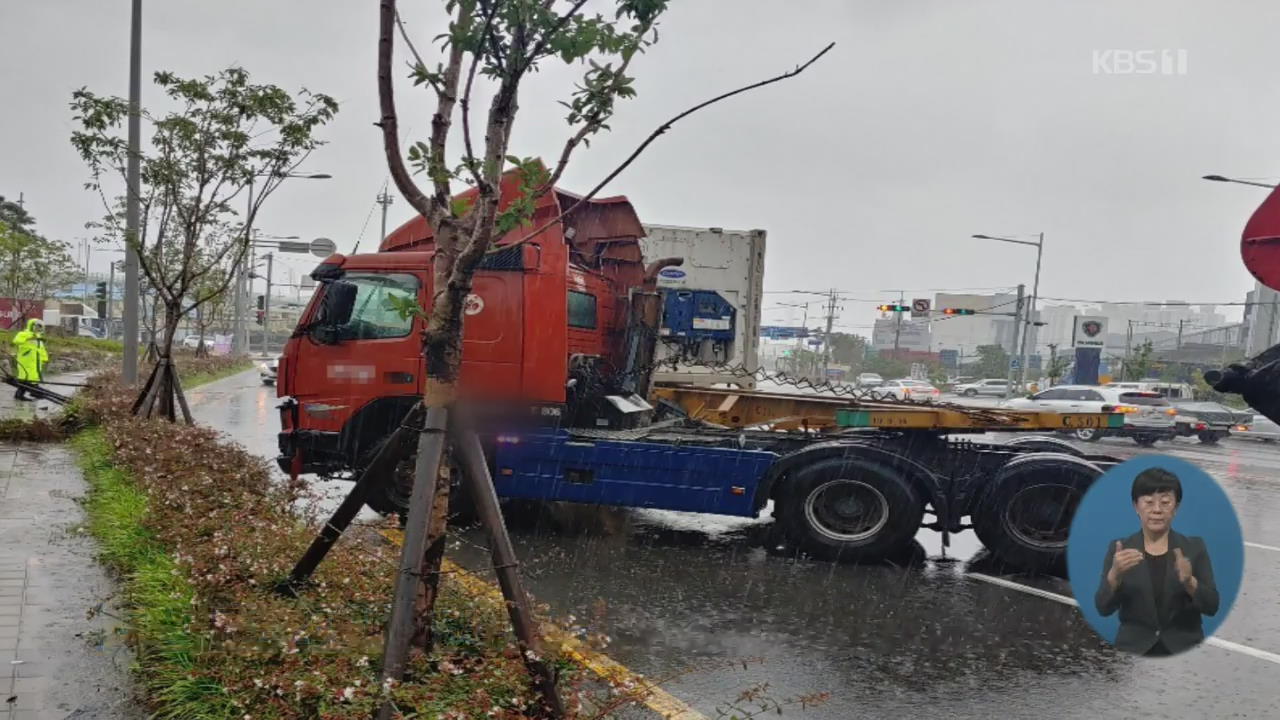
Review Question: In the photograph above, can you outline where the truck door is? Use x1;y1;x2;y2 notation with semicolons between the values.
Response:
291;271;424;438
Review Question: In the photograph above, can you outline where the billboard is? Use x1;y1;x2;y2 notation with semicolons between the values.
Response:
1072;316;1107;348
0;299;43;330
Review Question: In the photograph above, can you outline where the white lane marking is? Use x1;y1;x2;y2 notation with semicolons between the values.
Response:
1245;541;1280;553
967;572;1280;665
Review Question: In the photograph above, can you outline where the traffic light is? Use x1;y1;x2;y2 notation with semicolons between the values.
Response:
94;282;107;301
256;295;265;310
942;308;976;315
255;310;265;326
877;304;910;312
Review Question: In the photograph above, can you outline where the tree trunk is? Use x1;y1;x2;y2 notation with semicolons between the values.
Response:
133;302;191;423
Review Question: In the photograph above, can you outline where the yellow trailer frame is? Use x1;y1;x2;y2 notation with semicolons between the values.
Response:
650;385;1124;433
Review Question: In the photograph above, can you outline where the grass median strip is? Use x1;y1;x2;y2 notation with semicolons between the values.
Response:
381;530;708;720
66;363;640;719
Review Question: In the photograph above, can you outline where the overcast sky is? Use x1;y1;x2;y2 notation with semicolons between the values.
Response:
4;1;1277;329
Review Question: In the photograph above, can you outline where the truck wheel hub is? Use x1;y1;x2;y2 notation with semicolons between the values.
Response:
1003;483;1080;549
804;479;890;542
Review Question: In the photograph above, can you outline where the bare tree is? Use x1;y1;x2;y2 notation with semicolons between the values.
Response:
71;67;337;421
373;1;830;716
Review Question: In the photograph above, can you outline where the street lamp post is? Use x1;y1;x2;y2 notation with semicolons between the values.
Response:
234;172;331;355
122;0;142;383
972;232;1045;392
1202;174;1278;189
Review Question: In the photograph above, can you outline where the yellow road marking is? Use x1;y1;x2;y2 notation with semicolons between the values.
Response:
379;529;706;719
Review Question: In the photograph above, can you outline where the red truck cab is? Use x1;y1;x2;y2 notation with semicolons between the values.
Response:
277;177;650;476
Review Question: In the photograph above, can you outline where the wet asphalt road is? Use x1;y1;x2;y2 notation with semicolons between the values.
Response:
188;371;1280;719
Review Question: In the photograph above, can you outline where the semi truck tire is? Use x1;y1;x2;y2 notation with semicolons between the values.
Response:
358;438;417;517
357;438;477;526
777;457;922;563
1198;432;1221;445
1133;435;1159;447
973;453;1101;574
1003;435;1085;457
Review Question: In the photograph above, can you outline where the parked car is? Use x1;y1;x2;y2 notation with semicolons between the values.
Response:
879;378;941;401
953;378;1009;397
182;335;204;349
1000;385;1178;446
1234;410;1280;444
1104;381;1195;401
855;372;884;388
1170;401;1252;444
260;355;281;385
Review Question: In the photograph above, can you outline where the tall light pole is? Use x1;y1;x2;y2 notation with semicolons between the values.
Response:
122;0;143;382
234;172;331;355
973;232;1045;390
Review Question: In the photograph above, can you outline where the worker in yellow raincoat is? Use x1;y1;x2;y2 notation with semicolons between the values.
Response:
12;318;48;401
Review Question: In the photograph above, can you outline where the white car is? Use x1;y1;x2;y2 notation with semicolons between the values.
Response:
260;355;281;385
1001;385;1177;446
878;379;941;401
855;372;884;388
182;335;204;349
953;378;1010;397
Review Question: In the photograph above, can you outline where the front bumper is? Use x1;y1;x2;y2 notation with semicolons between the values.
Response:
1115;424;1178;439
276;429;343;475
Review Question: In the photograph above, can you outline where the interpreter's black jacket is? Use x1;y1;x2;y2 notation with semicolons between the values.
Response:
1095;530;1219;656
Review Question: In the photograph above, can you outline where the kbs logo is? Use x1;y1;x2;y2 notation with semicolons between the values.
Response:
1092;49;1188;76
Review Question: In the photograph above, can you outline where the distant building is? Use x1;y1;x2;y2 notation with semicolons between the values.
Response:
931;292;1039;357
872;315;930;352
1245;282;1280;356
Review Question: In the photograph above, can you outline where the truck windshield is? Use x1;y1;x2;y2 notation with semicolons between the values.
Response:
334;272;419;341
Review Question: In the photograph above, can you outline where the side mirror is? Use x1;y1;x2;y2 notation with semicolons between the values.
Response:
311;280;357;344
318;280;357;326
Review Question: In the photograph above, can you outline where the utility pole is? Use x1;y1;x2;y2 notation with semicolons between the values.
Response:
1016;232;1044;391
892;290;904;355
107;261;116;329
376;188;394;243
1047;342;1058;386
122;0;143;383
821;289;838;379
1177;318;1185;349
1005;284;1025;398
234;181;254;356
261;253;273;355
1125;320;1134;380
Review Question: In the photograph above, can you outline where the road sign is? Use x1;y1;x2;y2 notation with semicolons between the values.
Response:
807;338;823;346
939;349;959;369
1009;356;1022;370
1072;315;1107;348
911;298;931;318
310;237;337;258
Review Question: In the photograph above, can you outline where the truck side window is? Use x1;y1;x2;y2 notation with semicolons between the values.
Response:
335;273;420;340
567;291;597;329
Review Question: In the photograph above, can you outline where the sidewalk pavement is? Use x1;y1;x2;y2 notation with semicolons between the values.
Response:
0;373;89;422
1;443;140;720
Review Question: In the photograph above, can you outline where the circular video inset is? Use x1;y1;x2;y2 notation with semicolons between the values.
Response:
1066;455;1244;657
